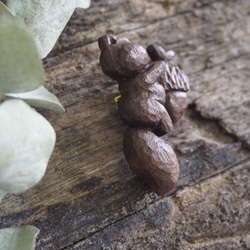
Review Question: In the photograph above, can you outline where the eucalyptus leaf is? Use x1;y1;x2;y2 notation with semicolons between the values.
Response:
5;86;65;112
0;226;39;250
0;190;6;203
0;99;56;201
0;2;44;93
8;0;91;59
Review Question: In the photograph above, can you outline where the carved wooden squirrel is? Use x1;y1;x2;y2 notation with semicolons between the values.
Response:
98;34;189;195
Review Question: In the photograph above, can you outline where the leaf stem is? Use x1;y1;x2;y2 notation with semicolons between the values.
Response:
0;92;5;103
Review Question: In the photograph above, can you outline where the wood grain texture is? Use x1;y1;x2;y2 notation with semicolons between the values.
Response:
0;0;250;249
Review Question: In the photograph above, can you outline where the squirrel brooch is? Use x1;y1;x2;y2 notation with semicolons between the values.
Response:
98;34;189;195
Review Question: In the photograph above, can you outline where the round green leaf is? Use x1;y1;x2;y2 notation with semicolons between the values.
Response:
0;3;44;94
8;0;91;59
0;190;6;203
0;226;39;250
5;86;65;112
0;99;56;198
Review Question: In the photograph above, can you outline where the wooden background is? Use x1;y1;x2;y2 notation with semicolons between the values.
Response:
1;0;250;249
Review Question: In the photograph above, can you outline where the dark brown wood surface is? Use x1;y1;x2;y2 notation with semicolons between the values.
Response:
1;0;250;249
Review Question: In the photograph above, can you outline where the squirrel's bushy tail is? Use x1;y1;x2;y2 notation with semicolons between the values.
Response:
123;127;179;195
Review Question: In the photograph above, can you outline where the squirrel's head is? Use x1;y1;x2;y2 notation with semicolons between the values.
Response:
98;35;149;80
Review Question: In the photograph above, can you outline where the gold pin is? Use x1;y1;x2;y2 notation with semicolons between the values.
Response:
114;95;121;104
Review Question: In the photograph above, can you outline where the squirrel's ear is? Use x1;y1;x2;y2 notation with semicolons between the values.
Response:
98;35;117;50
98;35;110;50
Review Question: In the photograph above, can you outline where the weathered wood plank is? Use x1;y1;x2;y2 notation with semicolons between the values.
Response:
69;160;250;249
0;0;250;249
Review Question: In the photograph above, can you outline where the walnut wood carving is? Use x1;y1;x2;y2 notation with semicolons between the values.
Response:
98;34;189;195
